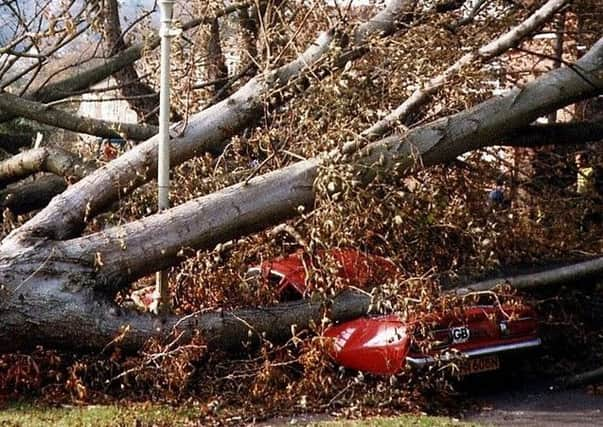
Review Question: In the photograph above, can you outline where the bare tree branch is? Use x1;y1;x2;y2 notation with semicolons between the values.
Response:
10;0;418;242
446;0;488;31
0;5;92;90
0;91;158;140
0;174;67;215
362;0;568;141
0;1;259;124
0;146;94;186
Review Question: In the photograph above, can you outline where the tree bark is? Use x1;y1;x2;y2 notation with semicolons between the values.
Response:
0;174;67;215
453;257;603;294
0;147;94;186
102;0;161;124
204;18;229;100
1;274;371;353
547;11;566;123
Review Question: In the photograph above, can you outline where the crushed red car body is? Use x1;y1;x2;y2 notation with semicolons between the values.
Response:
326;315;410;375
249;249;541;375
246;248;397;298
324;305;540;375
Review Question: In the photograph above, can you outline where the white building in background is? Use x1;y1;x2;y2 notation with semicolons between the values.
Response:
77;78;138;144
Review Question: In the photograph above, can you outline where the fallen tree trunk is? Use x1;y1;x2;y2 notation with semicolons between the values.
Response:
5;254;602;353
0;174;67;215
4;121;600;217
453;257;603;294
3;286;372;353
0;92;159;141
0;147;94;186
0;37;600;353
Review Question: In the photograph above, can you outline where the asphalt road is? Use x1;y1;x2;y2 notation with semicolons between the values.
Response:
464;379;603;426
259;382;603;426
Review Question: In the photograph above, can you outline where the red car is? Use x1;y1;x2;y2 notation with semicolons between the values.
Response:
249;249;541;376
246;248;397;299
324;305;540;376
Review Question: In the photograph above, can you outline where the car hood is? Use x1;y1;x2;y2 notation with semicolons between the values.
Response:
324;315;410;375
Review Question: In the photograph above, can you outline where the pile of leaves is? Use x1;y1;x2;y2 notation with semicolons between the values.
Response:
1;151;601;421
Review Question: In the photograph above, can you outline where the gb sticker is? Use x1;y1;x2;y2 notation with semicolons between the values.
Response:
451;326;470;344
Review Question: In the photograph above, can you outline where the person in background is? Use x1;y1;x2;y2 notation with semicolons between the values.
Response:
97;137;127;161
575;151;595;196
102;140;119;160
575;151;601;231
488;176;506;207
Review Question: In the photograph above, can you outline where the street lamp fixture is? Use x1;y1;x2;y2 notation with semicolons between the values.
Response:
154;0;176;315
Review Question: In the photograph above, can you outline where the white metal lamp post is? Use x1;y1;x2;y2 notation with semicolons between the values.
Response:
154;0;176;314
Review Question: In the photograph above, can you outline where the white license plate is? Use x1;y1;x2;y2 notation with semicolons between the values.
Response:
459;355;500;376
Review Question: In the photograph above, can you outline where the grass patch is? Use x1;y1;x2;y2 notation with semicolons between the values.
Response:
0;403;199;427
0;403;480;426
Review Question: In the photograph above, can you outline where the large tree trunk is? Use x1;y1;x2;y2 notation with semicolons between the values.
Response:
204;18;229;100
0;36;601;352
102;0;161;124
0;252;372;352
